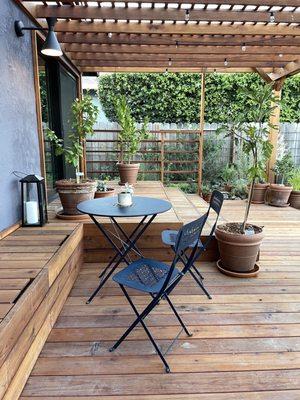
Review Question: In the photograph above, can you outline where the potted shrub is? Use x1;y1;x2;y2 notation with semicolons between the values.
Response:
267;153;294;207
221;164;237;192
46;95;99;215
115;96;148;185
95;177;115;198
215;84;276;274
288;168;300;209
201;182;213;202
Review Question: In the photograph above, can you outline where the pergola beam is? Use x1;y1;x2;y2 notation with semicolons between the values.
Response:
57;33;300;47
76;60;286;67
80;67;268;73
34;5;300;24
270;59;300;80
50;21;300;37
65;44;300;56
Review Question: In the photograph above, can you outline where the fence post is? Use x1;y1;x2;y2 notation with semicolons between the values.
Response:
197;70;206;195
160;130;165;184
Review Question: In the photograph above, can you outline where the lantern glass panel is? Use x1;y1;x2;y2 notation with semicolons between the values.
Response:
23;183;41;225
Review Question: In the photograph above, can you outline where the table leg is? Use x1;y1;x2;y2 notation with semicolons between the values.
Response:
86;214;157;303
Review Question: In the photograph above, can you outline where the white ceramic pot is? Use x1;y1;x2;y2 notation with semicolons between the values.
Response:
118;192;133;207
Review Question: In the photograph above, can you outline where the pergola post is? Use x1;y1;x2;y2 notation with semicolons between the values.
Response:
197;69;206;195
267;78;285;183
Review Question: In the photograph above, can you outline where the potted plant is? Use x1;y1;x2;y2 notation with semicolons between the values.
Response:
215;83;276;274
201;182;213;202
221;164;237;192
267;153;294;207
46;95;99;215
115;96;148;185
95;176;115;198
288;168;300;209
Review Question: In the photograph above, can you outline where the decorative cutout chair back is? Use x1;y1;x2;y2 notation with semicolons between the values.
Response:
159;214;208;295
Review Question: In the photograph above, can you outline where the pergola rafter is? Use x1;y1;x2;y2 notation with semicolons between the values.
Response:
19;0;300;79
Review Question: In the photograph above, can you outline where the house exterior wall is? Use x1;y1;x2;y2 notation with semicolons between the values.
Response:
0;0;41;231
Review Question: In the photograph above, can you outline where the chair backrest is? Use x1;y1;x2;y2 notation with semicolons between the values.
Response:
158;214;208;296
208;190;224;216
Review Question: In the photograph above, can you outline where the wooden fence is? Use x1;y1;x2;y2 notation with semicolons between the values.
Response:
86;129;203;184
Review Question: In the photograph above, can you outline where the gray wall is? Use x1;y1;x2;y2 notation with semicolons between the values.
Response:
0;1;41;231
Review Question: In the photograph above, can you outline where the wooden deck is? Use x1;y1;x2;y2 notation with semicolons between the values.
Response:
19;189;300;399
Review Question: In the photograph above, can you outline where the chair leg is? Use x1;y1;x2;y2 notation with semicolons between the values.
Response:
110;285;171;373
163;294;192;337
189;269;212;300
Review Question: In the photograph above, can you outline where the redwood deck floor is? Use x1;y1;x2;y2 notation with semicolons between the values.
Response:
21;194;300;399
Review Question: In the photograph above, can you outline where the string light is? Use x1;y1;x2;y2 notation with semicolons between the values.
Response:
107;32;113;38
165;68;169;74
279;53;283;57
224;58;228;66
175;40;179;49
185;10;190;22
241;43;246;52
168;57;172;67
270;12;275;23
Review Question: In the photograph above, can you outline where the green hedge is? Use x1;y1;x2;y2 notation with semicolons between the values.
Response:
98;72;300;124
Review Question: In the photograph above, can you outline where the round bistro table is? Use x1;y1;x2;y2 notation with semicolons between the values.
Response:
77;196;171;303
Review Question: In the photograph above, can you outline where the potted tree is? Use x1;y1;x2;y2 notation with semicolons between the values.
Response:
95;176;116;198
215;84;276;275
267;153;294;207
46;95;99;216
115;96;148;185
288;168;300;209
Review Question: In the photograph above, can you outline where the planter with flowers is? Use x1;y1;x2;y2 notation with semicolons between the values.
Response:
46;95;99;216
114;96;148;185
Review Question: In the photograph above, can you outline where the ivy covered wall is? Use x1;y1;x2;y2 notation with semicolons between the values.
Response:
98;72;300;124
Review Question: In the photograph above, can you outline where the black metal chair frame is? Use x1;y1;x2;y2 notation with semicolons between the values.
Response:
109;214;208;373
167;190;224;299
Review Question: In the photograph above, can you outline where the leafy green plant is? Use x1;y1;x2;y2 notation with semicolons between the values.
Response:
288;168;300;191
217;83;276;233
221;164;238;185
272;152;294;184
201;182;213;197
46;95;99;175
114;96;149;164
230;178;248;199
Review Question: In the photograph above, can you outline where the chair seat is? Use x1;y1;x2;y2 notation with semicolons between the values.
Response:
161;230;204;248
113;258;180;293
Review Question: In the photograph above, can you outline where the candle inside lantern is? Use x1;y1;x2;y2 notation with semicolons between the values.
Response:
25;201;39;224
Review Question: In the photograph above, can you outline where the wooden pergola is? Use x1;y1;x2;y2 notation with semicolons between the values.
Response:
18;0;300;184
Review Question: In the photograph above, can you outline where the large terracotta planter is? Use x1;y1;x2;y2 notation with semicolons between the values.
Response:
215;223;264;273
251;183;269;204
117;163;140;185
95;188;116;199
289;190;300;209
56;180;97;215
267;184;292;207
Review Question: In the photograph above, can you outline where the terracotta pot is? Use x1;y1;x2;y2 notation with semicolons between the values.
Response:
117;163;140;185
202;193;212;203
215;223;264;273
251;183;269;204
224;184;232;193
267;184;292;207
56;180;97;215
289;190;300;209
94;188;115;199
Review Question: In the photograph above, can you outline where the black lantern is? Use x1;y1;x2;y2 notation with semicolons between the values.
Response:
20;175;48;227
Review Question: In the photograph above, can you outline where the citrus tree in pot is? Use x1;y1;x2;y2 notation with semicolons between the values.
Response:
115;96;148;185
215;84;276;274
46;95;99;216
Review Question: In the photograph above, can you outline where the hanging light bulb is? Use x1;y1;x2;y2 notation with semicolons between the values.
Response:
175;40;179;49
270;12;275;23
165;68;169;74
224;58;228;66
107;32;113;38
279;53;283;57
185;10;190;22
168;58;172;67
241;43;246;52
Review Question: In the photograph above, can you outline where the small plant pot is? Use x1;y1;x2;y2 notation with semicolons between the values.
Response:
117;163;140;185
118;192;133;207
267;184;292;207
215;223;264;273
202;193;212;203
251;183;269;204
94;188;115;199
224;184;232;193
56;179;97;215
289;190;300;209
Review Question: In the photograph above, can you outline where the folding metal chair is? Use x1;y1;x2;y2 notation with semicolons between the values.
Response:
161;190;224;299
109;214;208;373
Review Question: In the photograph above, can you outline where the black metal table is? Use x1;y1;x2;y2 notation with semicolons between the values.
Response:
77;196;172;303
